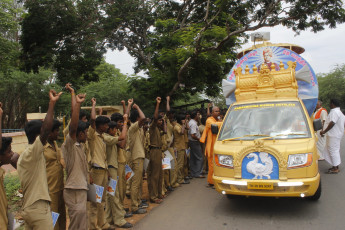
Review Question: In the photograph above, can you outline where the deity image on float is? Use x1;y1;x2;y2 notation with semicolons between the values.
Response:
261;47;280;71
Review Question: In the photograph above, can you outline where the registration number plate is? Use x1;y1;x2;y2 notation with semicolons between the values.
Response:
247;182;273;190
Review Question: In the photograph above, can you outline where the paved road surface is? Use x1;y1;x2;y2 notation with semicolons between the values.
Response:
134;138;345;230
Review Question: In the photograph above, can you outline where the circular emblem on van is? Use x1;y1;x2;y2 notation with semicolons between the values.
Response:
242;152;279;180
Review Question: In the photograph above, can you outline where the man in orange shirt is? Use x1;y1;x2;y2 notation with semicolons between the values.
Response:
200;106;221;187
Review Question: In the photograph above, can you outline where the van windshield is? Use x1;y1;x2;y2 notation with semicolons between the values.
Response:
218;101;311;141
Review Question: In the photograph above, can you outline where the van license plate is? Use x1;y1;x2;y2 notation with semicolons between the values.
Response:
247;182;273;190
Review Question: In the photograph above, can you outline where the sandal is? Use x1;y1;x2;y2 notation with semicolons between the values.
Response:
327;168;339;174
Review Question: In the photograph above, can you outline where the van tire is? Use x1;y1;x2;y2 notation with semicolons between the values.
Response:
307;180;321;201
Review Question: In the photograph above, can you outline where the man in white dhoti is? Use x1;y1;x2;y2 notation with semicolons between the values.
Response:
313;100;328;160
320;99;345;174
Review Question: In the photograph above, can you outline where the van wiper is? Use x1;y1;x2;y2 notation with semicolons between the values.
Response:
256;132;308;140
221;134;270;143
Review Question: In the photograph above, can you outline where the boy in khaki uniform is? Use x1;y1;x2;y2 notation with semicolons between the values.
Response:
88;98;114;230
0;103;15;229
44;120;66;230
17;90;62;230
148;97;165;203
128;103;147;214
104;115;132;229
173;114;190;185
62;84;90;230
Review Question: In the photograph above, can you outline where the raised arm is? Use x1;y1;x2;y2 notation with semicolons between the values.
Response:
132;103;146;126
125;98;133;116
121;100;126;115
90;98;96;129
40;90;62;145
154;97;161;121
118;114;129;149
207;103;212;117
166;96;170;112
69;93;86;140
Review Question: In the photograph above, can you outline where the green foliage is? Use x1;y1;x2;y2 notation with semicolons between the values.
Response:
0;69;53;128
77;62;130;107
4;173;21;212
0;0;22;72
317;64;345;111
20;0;106;87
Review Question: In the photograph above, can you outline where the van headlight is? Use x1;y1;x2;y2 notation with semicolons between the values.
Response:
215;154;233;168
288;153;313;169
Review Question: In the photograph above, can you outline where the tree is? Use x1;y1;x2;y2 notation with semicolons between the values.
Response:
0;70;52;129
20;0;106;87
0;0;22;73
318;64;345;111
104;0;345;101
79;62;130;106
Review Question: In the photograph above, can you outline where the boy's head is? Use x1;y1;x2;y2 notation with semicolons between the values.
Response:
79;110;89;122
107;121;117;136
48;119;62;141
0;137;13;165
176;114;185;125
95;116;110;134
25;120;43;144
76;121;89;143
111;113;124;130
130;109;139;123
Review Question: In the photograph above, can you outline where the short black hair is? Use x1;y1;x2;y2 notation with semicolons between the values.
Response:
0;137;12;155
25;120;43;144
167;110;175;116
108;121;117;130
95;116;110;128
330;98;340;107
130;109;139;123
111;113;123;123
79;110;89;120
176;114;185;124
201;117;206;125
77;121;89;136
52;119;62;132
190;111;198;119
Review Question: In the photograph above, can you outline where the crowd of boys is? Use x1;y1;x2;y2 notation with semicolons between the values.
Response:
0;84;226;230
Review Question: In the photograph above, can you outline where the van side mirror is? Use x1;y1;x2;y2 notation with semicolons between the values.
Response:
211;124;219;134
313;119;322;131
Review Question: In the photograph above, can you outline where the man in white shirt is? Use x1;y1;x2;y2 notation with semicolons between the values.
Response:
320;99;345;174
313;100;328;160
188;111;205;178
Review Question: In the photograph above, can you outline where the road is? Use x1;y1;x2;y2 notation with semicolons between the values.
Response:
134;138;345;230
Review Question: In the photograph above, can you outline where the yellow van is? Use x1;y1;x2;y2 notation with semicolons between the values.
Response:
213;58;322;200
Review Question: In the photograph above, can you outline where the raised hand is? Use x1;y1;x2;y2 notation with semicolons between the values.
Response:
49;90;63;102
76;94;86;103
65;83;74;94
166;96;170;101
156;97;161;104
121;100;125;105
132;103;138;110
0;102;3;116
91;97;96;106
123;114;128;122
128;98;133;105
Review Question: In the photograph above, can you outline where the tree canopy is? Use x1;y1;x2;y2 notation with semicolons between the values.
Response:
20;0;345;102
318;64;345;111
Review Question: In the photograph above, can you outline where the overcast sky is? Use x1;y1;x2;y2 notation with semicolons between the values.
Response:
105;23;345;76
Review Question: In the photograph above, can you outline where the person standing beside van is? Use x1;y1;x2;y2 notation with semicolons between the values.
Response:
320;99;345;174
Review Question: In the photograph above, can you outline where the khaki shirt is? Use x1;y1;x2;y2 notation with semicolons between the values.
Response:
17;136;51;209
173;123;186;151
104;133;119;168
149;122;162;148
88;126;107;168
62;134;89;190
0;167;8;228
44;141;64;194
116;130;127;163
128;121;145;160
166;118;174;147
